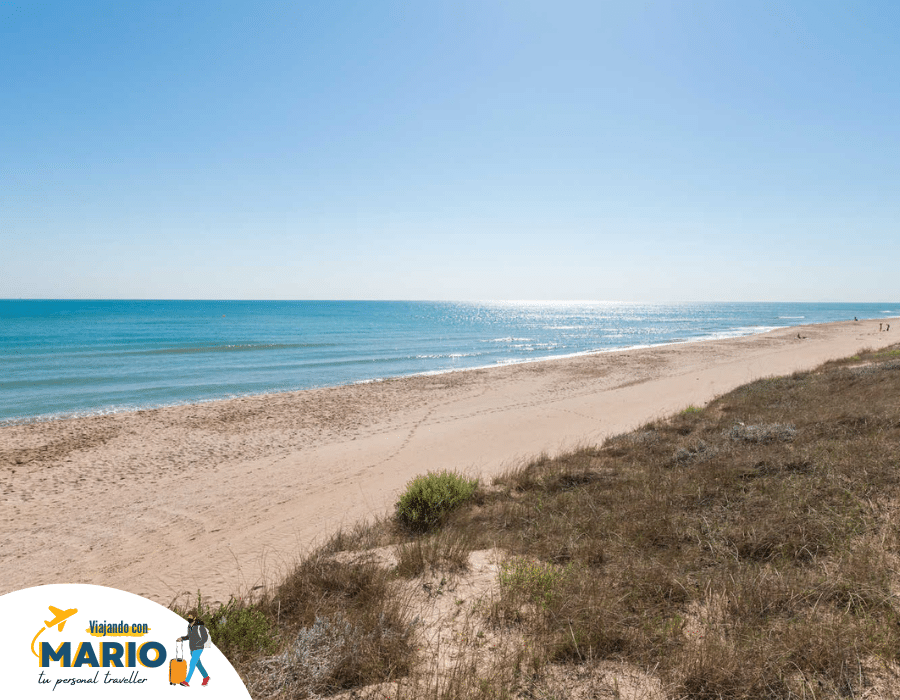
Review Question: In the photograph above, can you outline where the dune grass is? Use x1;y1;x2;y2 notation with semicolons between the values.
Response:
182;342;900;698
395;469;479;533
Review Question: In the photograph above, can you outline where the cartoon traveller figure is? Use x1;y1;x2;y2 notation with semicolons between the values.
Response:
176;613;211;687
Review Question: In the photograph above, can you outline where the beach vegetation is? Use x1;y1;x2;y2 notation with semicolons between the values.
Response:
172;593;278;662
395;469;479;532
395;528;474;577
498;557;572;610
726;421;796;443
319;514;396;554
247;552;415;697
191;342;900;699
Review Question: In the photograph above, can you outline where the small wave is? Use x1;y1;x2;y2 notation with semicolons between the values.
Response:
0;383;350;426
483;337;532;343
700;325;781;341
777;316;805;319
511;343;556;352
0;399;198;426
415;352;480;359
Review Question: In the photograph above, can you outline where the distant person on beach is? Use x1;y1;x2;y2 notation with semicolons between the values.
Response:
176;614;211;687
854;316;858;321
880;323;883;331
888;324;891;331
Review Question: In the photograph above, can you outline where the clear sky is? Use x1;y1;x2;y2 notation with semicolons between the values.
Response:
1;1;897;301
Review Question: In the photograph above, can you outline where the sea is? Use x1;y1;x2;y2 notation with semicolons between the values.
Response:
1;300;897;425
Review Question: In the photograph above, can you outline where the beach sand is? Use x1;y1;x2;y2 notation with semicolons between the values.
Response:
1;318;897;604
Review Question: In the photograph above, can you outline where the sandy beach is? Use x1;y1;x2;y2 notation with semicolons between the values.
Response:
1;318;897;605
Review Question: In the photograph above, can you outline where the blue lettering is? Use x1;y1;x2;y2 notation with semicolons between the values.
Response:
102;642;124;667
73;642;100;667
137;642;165;668
40;641;70;667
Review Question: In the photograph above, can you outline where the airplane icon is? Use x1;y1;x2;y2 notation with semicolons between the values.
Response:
31;605;79;657
44;606;78;632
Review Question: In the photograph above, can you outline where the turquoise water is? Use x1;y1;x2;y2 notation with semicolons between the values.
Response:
1;300;896;424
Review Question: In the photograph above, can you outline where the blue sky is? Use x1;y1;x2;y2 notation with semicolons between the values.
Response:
1;1;897;301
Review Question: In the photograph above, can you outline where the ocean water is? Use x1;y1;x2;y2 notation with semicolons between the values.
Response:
1;300;896;424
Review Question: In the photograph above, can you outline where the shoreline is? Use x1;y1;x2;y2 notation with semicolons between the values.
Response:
1;317;898;604
0;320;841;428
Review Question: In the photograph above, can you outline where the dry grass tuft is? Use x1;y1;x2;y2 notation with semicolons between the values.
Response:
245;553;415;697
394;529;474;578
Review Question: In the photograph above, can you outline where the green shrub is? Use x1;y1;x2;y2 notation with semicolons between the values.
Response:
175;593;278;662
395;470;478;532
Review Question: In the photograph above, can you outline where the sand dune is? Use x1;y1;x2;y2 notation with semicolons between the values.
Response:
1;318;896;604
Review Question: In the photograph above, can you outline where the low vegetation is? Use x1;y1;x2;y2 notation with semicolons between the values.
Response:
176;343;900;698
395;528;474;578
395;469;479;532
498;557;573;611
172;593;277;663
249;553;415;697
